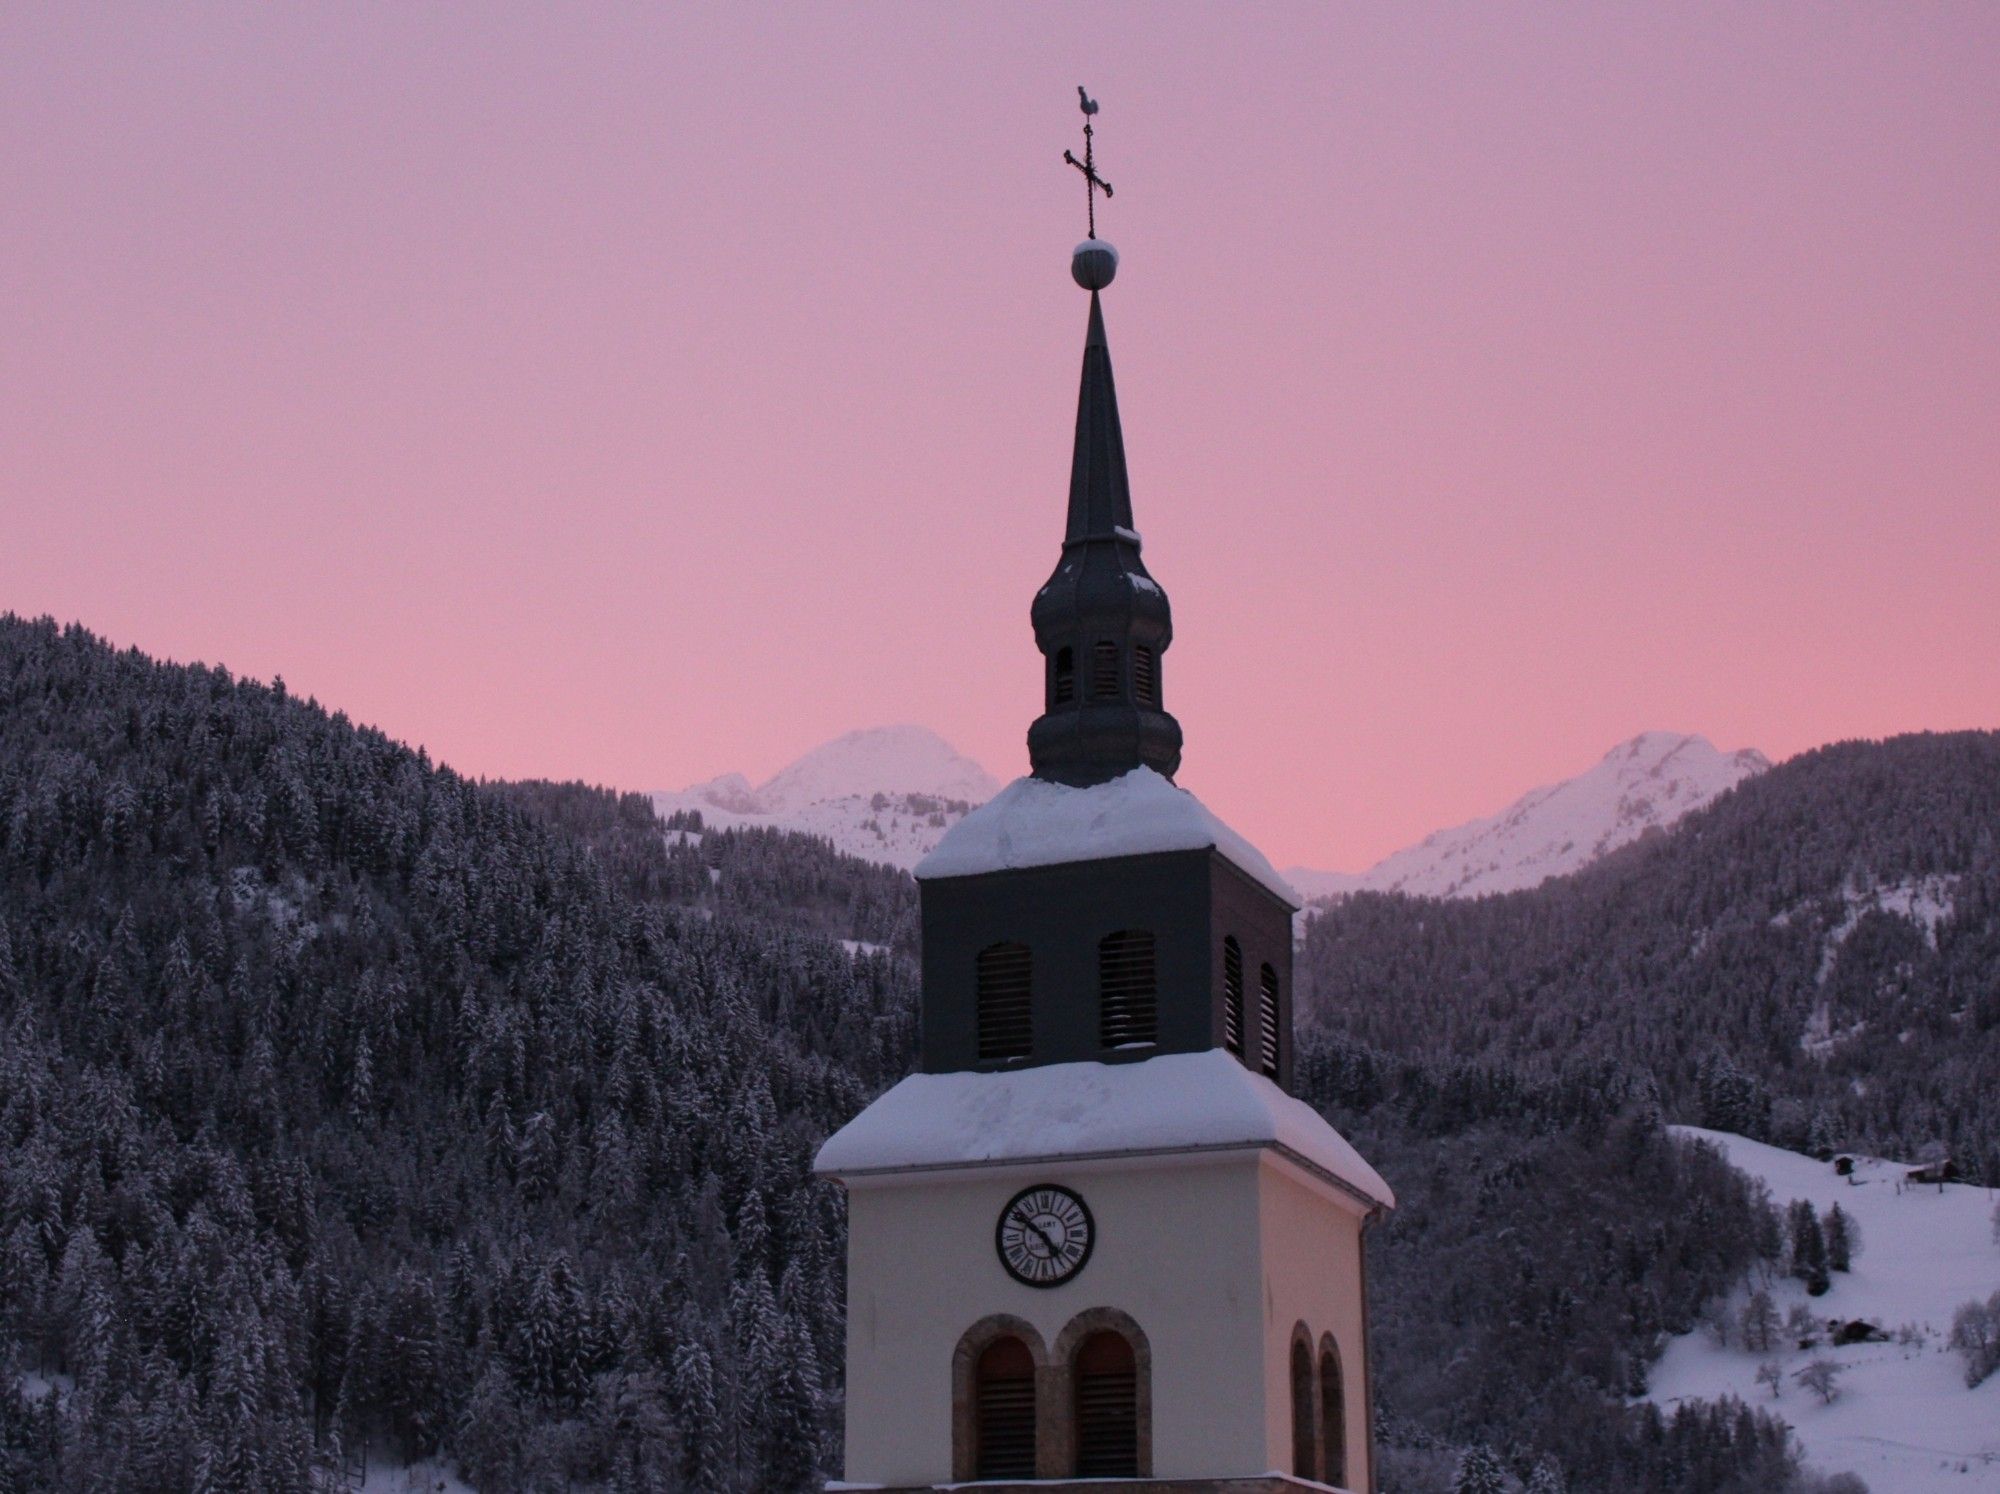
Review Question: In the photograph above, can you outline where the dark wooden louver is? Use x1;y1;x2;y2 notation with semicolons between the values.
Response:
1098;930;1158;1048
1290;1337;1315;1478
1053;646;1075;706
1132;644;1156;706
975;942;1033;1061
1073;1331;1138;1478
1091;640;1120;699
1258;962;1281;1077
1320;1346;1346;1489
974;1337;1037;1479
1222;936;1244;1056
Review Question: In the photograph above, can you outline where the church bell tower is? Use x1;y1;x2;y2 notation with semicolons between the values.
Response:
816;93;1393;1493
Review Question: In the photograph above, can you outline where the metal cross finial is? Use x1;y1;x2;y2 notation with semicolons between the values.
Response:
1062;86;1113;238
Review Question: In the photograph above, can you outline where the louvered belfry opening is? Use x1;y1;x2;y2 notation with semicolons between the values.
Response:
1290;1336;1316;1479
973;1336;1037;1480
1222;936;1245;1056
975;942;1033;1062
1132;643;1156;707
1090;640;1120;699
1258;962;1282;1077
1072;1330;1138;1478
1052;646;1075;706
1098;930;1158;1048
1320;1344;1347;1489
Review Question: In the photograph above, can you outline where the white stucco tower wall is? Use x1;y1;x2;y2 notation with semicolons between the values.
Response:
816;1051;1393;1491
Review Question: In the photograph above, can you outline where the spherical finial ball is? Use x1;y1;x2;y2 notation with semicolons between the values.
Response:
1072;238;1119;290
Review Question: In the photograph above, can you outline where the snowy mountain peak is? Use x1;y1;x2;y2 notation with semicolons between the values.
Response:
753;725;999;814
653;726;1001;871
1288;731;1769;901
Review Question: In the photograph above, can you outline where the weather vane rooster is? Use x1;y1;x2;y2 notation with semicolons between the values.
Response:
1062;86;1113;239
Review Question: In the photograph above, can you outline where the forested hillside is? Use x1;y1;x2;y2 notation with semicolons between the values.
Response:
0;616;909;1490
0;615;1840;1491
1303;732;2000;1184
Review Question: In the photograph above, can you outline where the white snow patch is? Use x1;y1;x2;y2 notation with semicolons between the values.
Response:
815;1050;1391;1210
1799;1003;1869;1062
1817;875;1959;983
841;939;889;958
18;1369;72;1401
1288;732;1768;901
916;767;1297;907
357;1456;476;1492
1647;1127;2000;1492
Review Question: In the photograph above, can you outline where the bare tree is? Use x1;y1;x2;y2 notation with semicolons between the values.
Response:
1755;1361;1784;1399
1794;1358;1844;1404
1741;1290;1781;1354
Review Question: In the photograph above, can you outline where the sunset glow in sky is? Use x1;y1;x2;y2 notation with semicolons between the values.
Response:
5;5;1997;869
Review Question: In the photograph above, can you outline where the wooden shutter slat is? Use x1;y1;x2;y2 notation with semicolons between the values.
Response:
977;943;1033;1061
1098;930;1157;1047
1258;962;1281;1077
1223;936;1244;1056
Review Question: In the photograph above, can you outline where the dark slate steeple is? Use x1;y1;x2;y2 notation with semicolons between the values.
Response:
1027;243;1183;786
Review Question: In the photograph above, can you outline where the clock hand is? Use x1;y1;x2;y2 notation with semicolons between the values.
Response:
1023;1217;1062;1257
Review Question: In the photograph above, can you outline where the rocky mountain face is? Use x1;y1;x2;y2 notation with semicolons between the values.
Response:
1288;731;1770;900
654;725;1001;871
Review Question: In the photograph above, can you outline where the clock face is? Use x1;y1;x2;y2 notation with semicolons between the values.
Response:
996;1184;1094;1288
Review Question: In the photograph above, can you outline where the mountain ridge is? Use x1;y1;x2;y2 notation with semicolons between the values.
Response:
1288;731;1770;900
1300;728;2000;1182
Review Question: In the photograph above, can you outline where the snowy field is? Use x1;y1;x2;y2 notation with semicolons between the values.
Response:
1649;1127;2000;1491
357;1458;472;1493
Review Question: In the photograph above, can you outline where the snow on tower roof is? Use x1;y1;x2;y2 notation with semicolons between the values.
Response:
814;1050;1394;1211
914;767;1299;907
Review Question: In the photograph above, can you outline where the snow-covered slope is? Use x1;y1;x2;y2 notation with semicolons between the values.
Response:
652;726;1001;871
1288;732;1769;900
1648;1127;2000;1491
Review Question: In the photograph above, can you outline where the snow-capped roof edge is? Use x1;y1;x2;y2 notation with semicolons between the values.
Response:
914;768;1300;909
823;1136;1391;1216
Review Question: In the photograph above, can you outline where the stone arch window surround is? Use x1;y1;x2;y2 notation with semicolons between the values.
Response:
951;1315;1050;1481
1051;1307;1153;1479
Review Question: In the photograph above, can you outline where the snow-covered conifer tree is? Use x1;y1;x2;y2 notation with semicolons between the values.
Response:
1453;1441;1509;1494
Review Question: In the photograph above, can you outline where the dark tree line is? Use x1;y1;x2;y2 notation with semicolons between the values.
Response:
1301;731;2000;1184
503;784;918;955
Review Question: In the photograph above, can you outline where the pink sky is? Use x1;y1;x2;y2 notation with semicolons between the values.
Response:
4;5;1997;870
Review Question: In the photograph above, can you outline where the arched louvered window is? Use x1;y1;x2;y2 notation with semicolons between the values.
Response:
1290;1334;1316;1479
1073;1331;1138;1478
974;1336;1037;1479
1098;930;1157;1048
1221;936;1245;1057
1132;644;1157;707
976;942;1033;1062
1258;962;1281;1078
1052;646;1075;707
1091;641;1120;699
1320;1338;1347;1489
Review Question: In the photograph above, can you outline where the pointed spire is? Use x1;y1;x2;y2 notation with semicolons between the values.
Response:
1066;292;1135;542
1027;246;1182;787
